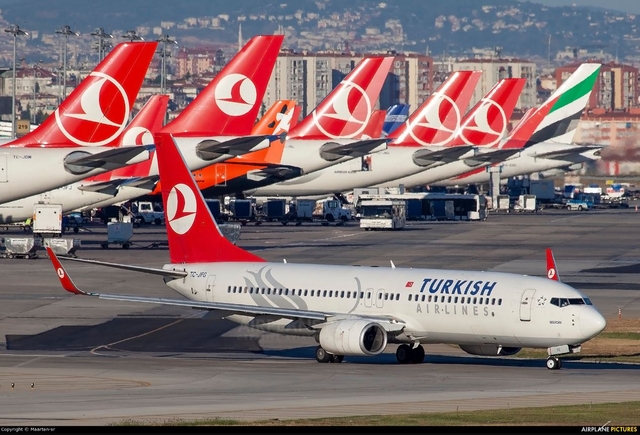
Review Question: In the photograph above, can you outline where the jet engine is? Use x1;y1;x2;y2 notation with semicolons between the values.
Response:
319;320;388;356
459;345;522;356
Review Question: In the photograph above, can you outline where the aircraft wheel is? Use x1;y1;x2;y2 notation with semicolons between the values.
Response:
546;357;561;370
331;354;344;364
315;346;332;363
396;344;412;364
411;345;425;364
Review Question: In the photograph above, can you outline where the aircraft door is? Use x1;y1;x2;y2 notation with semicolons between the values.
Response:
215;164;226;187
375;289;385;309
205;275;216;302
519;288;536;322
0;155;6;182
364;288;373;308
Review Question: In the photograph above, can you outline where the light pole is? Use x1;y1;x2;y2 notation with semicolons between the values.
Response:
55;25;80;100
4;24;29;139
90;27;113;62
156;34;177;95
122;30;144;42
32;60;42;124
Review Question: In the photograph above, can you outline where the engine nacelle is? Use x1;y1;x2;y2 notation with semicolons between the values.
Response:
459;345;522;356
319;320;388;356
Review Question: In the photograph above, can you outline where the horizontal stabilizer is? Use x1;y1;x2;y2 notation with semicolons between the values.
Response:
58;254;188;279
412;145;474;167
534;145;603;160
119;175;160;190
246;165;304;182
319;139;387;162
195;135;273;161
64;145;153;175
77;179;128;195
462;148;522;167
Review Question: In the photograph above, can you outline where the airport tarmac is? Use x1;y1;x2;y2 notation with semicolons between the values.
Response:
0;207;639;425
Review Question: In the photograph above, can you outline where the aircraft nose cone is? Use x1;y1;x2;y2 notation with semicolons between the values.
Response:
580;308;606;340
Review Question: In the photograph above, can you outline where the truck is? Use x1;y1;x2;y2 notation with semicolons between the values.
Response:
131;201;165;225
314;199;352;224
529;180;556;203
359;199;406;230
32;204;63;236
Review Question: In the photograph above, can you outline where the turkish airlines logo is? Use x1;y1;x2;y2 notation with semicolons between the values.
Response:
122;126;154;146
55;71;130;147
408;92;461;146
460;98;507;148
57;267;65;279
312;81;372;139
167;183;197;235
547;268;556;279
215;73;257;117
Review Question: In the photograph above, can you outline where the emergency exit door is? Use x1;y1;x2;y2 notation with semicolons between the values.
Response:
519;289;536;322
205;275;217;302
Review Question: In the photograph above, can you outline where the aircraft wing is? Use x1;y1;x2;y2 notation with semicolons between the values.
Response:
195;135;275;161
533;145;603;160
412;145;475;167
47;248;406;332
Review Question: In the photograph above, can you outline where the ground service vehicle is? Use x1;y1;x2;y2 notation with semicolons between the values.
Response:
359;199;406;230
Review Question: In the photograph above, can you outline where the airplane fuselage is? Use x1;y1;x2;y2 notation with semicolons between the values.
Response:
434;143;602;187
161;261;604;349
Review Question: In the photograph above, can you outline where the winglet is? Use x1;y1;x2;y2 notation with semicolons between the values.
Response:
546;248;561;281
390;260;396;269
46;247;87;295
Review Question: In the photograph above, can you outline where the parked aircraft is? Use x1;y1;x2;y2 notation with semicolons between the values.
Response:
433;63;603;187
0;95;169;223
47;131;606;370
0;42;159;204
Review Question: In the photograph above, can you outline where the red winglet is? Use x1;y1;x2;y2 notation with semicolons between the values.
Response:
46;247;86;295
546;248;561;281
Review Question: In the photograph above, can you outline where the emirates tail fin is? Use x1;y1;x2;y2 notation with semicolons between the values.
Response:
155;132;265;264
287;57;393;140
7;42;158;148
161;35;284;137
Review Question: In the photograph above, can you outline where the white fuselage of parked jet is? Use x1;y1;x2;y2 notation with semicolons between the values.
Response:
161;261;605;350
433;142;602;187
0;136;272;223
245;146;434;197
0;147;151;208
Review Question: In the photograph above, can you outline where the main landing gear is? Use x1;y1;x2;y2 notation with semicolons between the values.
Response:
396;344;425;364
315;346;344;363
546;357;562;370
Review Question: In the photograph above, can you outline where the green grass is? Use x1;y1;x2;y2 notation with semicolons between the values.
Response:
113;401;640;426
599;332;640;340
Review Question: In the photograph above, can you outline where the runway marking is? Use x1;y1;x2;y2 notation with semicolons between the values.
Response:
90;319;185;356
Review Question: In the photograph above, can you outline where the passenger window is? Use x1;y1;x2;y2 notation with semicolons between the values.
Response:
304;290;308;297
498;299;502;305
479;297;483;304
396;294;400;300
461;297;465;303
378;293;382;299
428;295;432;302
360;292;364;299
347;291;351;298
329;291;333;297
233;286;237;293
473;297;477;304
244;287;248;293
384;293;388;300
491;298;495;305
409;294;413;301
454;297;458;303
447;296;452;303
341;291;345;298
421;295;425;302
323;290;327;297
227;286;231;293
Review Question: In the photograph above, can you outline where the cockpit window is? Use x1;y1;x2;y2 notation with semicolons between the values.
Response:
550;297;591;308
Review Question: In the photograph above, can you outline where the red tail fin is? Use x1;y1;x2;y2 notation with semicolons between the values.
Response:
546;248;561;281
7;42;158;148
287;57;394;140
390;70;481;146
362;110;386;139
161;35;284;137
446;78;526;148
155;132;264;264
252;100;298;135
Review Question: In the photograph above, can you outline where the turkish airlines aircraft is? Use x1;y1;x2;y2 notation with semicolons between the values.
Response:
36;35;286;213
245;71;525;197
47;131;606;370
434;63;603;187
0;95;169;223
375;77;526;190
0;42;159;204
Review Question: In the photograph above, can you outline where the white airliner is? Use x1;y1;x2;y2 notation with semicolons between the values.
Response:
48;131;606;370
0;42;159;205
